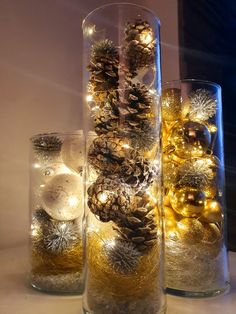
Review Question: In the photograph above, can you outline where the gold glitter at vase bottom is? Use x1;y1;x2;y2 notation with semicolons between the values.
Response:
30;242;83;294
165;237;228;292
30;272;83;294
84;233;165;314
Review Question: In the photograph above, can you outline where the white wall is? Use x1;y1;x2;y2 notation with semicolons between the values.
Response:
0;0;179;248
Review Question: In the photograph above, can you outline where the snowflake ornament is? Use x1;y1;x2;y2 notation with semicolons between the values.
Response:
189;89;217;122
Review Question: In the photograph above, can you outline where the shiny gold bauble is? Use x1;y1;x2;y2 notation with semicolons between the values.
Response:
163;162;178;188
162;122;170;149
200;200;223;223
204;185;217;198
170;187;205;218
170;121;211;158
202;223;222;257
163;195;171;206
202;223;221;244
177;218;204;244
164;206;179;239
162;88;182;121
164;206;178;227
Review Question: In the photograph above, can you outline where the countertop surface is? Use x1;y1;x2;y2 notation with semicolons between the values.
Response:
0;246;235;314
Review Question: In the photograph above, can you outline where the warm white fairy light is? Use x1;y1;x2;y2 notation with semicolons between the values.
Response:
84;25;96;37
34;163;41;169
86;94;93;102
140;30;153;45
68;196;79;207
122;143;130;149
98;191;108;204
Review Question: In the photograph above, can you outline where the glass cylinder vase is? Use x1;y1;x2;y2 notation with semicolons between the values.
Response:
82;3;166;314
29;132;84;294
162;79;230;297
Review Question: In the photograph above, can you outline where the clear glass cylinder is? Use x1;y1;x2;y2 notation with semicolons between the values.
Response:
82;3;166;314
29;132;84;294
162;79;230;297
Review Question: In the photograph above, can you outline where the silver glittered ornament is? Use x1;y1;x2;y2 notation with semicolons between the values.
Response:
43;220;80;254
177;157;215;189
188;89;217;122
105;239;140;273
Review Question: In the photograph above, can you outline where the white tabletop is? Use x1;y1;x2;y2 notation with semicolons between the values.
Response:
0;245;235;314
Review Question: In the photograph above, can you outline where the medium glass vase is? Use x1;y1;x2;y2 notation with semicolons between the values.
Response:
29;132;84;294
82;3;166;314
162;79;230;297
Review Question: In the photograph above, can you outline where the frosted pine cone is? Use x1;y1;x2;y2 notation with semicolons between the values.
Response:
88;39;119;99
114;206;157;253
120;152;157;192
88;133;130;174
93;92;120;134
117;83;154;121
87;175;132;222
124;19;155;78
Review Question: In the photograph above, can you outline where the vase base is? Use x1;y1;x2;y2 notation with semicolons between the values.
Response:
166;282;230;298
83;306;167;314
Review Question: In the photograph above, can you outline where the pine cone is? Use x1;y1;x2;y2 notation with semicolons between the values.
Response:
88;133;130;174
87;176;132;222
124;19;156;78
120;152;157;192
117;83;154;121
121;120;157;151
93;92;120;135
114;206;157;253
88;39;119;100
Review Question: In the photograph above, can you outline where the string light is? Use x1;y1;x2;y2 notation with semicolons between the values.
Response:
84;25;96;37
97;191;108;204
140;30;153;45
86;94;93;102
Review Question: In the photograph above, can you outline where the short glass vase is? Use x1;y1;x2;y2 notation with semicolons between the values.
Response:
29;131;84;294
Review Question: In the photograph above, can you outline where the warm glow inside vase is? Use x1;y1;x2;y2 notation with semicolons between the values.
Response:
29;131;84;294
82;3;166;314
162;80;230;297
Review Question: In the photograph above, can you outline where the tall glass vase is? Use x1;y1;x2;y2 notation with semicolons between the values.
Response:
162;79;230;297
29;132;84;294
82;3;166;313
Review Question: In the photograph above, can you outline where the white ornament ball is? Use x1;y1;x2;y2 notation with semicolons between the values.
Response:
61;135;84;173
40;163;71;182
41;173;83;221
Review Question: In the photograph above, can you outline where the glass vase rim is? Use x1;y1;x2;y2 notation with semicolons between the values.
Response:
82;2;161;28
30;130;83;141
162;79;221;90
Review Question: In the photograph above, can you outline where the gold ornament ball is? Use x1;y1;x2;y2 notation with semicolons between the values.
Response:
204;185;217;198
170;187;205;218
200;199;223;223
162;88;182;122
163;195;171;206
164;206;178;228
202;223;221;244
170;121;211;158
177;218;204;244
163;162;178;188
202;223;222;257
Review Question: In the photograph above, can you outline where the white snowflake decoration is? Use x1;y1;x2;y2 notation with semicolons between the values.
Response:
178;158;215;189
189;89;217;122
43;220;79;253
